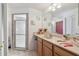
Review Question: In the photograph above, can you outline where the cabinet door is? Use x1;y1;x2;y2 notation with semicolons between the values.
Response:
43;40;52;50
43;46;52;56
54;45;74;56
37;41;42;56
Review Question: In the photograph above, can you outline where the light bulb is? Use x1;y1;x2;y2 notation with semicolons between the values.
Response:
57;4;62;8
52;8;56;11
48;6;52;10
53;3;57;6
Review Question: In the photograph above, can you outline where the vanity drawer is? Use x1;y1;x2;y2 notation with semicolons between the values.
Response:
37;38;42;43
43;40;52;49
54;45;74;56
43;46;52;56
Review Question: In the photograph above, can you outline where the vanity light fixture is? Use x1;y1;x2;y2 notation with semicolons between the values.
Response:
57;4;62;8
52;7;56;11
48;6;52;10
53;3;57;7
48;3;62;12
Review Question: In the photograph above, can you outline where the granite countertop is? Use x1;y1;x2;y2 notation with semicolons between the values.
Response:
34;33;79;55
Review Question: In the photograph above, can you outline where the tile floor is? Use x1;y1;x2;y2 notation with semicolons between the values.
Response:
8;49;37;56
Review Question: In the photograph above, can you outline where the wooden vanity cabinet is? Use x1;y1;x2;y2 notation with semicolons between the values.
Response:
54;52;61;56
37;38;43;56
54;45;75;56
37;38;53;56
37;36;77;56
43;40;53;56
43;46;52;56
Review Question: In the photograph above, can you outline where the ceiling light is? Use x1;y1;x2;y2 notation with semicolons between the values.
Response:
47;3;62;12
57;4;62;8
53;3;57;6
52;8;56;11
48;6;52;10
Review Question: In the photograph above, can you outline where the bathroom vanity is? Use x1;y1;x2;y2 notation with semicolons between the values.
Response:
34;33;79;56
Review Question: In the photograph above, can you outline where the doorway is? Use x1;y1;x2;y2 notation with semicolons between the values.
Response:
13;13;28;50
8;13;28;51
7;13;37;56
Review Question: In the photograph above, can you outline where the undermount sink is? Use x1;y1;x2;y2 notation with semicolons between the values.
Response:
57;40;66;42
44;36;53;39
44;33;53;39
56;40;74;47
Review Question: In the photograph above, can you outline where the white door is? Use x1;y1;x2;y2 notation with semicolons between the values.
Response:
13;14;28;50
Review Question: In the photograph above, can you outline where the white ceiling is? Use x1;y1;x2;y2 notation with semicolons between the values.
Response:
8;3;78;12
8;3;50;11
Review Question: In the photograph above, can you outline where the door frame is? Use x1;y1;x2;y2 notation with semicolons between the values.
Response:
12;13;29;50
